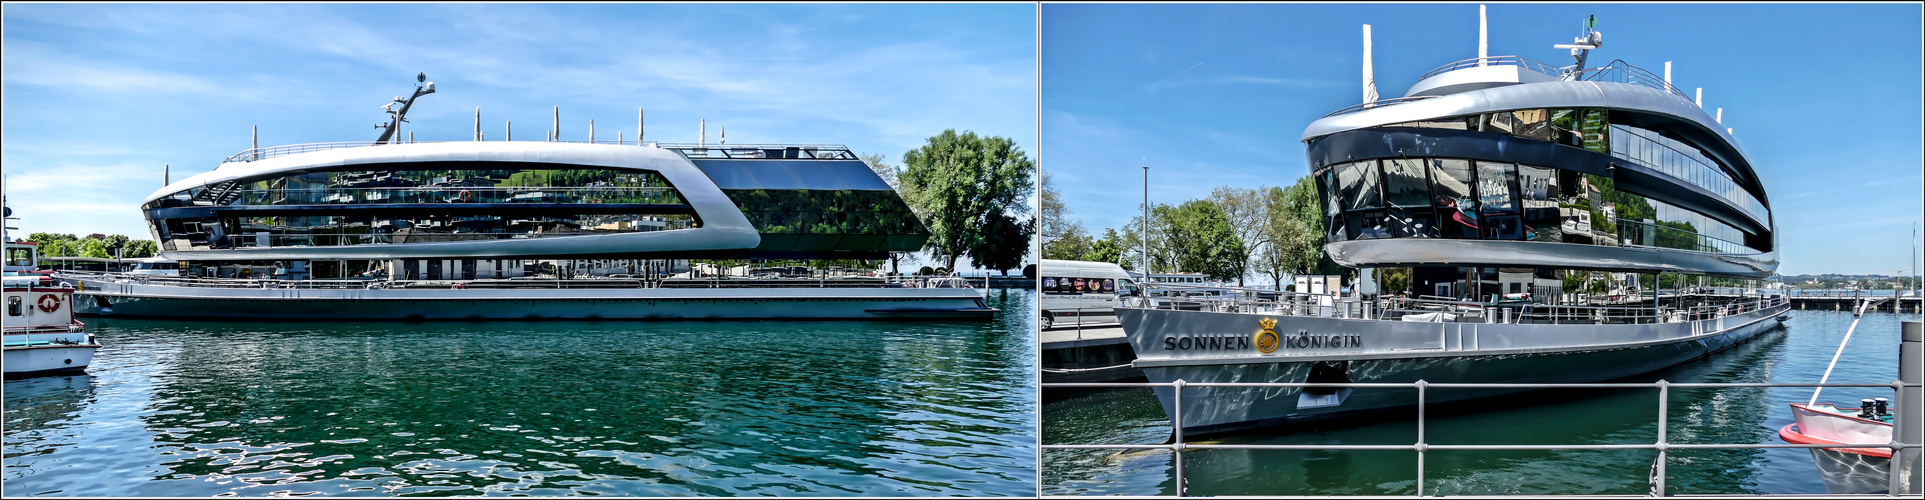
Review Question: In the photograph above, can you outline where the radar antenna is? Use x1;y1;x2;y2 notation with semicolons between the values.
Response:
1552;15;1603;80
374;72;436;145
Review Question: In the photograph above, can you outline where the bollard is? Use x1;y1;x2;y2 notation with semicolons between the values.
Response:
1896;320;1922;494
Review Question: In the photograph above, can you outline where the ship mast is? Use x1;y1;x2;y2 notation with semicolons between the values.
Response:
1553;15;1603;80
374;73;436;145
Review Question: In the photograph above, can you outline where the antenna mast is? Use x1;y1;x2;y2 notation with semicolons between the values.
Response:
1553;15;1603;79
375;73;435;145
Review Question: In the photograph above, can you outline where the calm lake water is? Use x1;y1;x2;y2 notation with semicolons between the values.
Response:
1043;308;1917;496
4;289;1037;496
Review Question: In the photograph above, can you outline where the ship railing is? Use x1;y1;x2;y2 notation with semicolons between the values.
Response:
1578;59;1694;102
1041;379;1923;498
1415;55;1565;81
223;141;857;164
1322;96;1441;118
1322;56;1692;119
1124;283;1785;326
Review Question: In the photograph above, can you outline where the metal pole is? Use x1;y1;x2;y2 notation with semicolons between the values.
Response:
506;120;511;141
553;106;560;141
590;119;595;144
475;107;481;141
252;125;259;161
1656;380;1669;497
1417;380;1428;496
1896;321;1922;495
1142;161;1150;279
1172;379;1186;497
638;107;645;144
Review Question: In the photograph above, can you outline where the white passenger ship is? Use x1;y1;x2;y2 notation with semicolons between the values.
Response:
1116;12;1788;435
67;76;993;320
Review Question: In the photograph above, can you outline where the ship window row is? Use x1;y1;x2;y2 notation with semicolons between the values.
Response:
1385;109;1768;225
1387;108;1612;154
144;166;684;210
1319;157;1759;254
154;212;697;251
1609;125;1767;223
722;189;929;236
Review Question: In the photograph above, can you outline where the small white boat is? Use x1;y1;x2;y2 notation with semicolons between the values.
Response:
4;275;99;378
1779;401;1895;494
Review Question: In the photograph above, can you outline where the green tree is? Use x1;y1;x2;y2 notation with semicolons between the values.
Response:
968;213;1032;275
1207;185;1270;286
899;130;1034;272
1270;178;1328;276
1164;199;1244;281
1043;224;1091;261
79;238;110;258
122;240;159;258
103;234;131;257
1039;170;1085;258
1083;228;1126;267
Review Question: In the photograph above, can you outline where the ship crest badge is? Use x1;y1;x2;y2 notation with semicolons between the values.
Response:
1255;317;1280;353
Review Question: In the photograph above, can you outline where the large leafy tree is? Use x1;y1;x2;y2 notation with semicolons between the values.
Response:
968;212;1032;275
121;240;160;258
1206;186;1271;286
1083;228;1126;267
899;130;1034;272
1163;199;1244;282
1038;170;1085;259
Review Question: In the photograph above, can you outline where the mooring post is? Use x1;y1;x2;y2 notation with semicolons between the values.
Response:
1896;320;1922;494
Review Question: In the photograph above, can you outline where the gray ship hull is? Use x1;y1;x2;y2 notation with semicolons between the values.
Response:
70;278;995;321
1117;303;1789;435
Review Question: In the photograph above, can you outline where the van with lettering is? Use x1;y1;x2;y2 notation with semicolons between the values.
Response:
1037;259;1137;329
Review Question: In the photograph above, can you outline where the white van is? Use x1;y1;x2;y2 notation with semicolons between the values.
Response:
1037;259;1137;329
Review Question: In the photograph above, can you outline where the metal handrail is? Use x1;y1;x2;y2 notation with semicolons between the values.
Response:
1416;55;1565;81
1041;379;1922;498
1580;59;1693;101
222;141;859;164
1322;56;1693;119
1322;96;1441;118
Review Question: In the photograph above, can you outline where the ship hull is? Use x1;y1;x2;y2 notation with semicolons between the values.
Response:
1118;303;1788;435
70;278;994;321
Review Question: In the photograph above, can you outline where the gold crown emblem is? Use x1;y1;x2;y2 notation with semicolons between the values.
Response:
1255;317;1280;354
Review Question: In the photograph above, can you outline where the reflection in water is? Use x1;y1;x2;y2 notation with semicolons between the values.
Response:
1046;312;1907;496
4;289;1035;496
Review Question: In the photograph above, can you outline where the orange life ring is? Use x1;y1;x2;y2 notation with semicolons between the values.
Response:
37;293;61;313
459;190;473;202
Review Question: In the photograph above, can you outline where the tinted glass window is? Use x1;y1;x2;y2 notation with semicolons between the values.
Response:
1429;159;1478;239
1338;160;1383;211
1382;159;1429;208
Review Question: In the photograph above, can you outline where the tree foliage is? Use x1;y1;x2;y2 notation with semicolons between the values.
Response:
1163;200;1244;281
968;212;1033;275
899;130;1034;272
1206;186;1270;286
20;232;158;260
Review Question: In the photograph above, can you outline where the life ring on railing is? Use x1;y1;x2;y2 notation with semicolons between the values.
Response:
37;293;61;313
459;190;473;202
452;283;466;290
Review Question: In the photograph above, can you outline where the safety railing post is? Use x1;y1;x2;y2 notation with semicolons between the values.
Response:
1173;379;1187;497
1655;380;1669;497
1416;379;1428;497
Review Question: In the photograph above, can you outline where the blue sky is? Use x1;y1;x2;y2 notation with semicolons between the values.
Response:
2;3;1035;268
1042;3;1922;277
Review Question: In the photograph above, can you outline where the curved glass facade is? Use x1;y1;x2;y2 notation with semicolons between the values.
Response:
1316;156;1761;255
1385;107;1769;227
145;165;697;252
